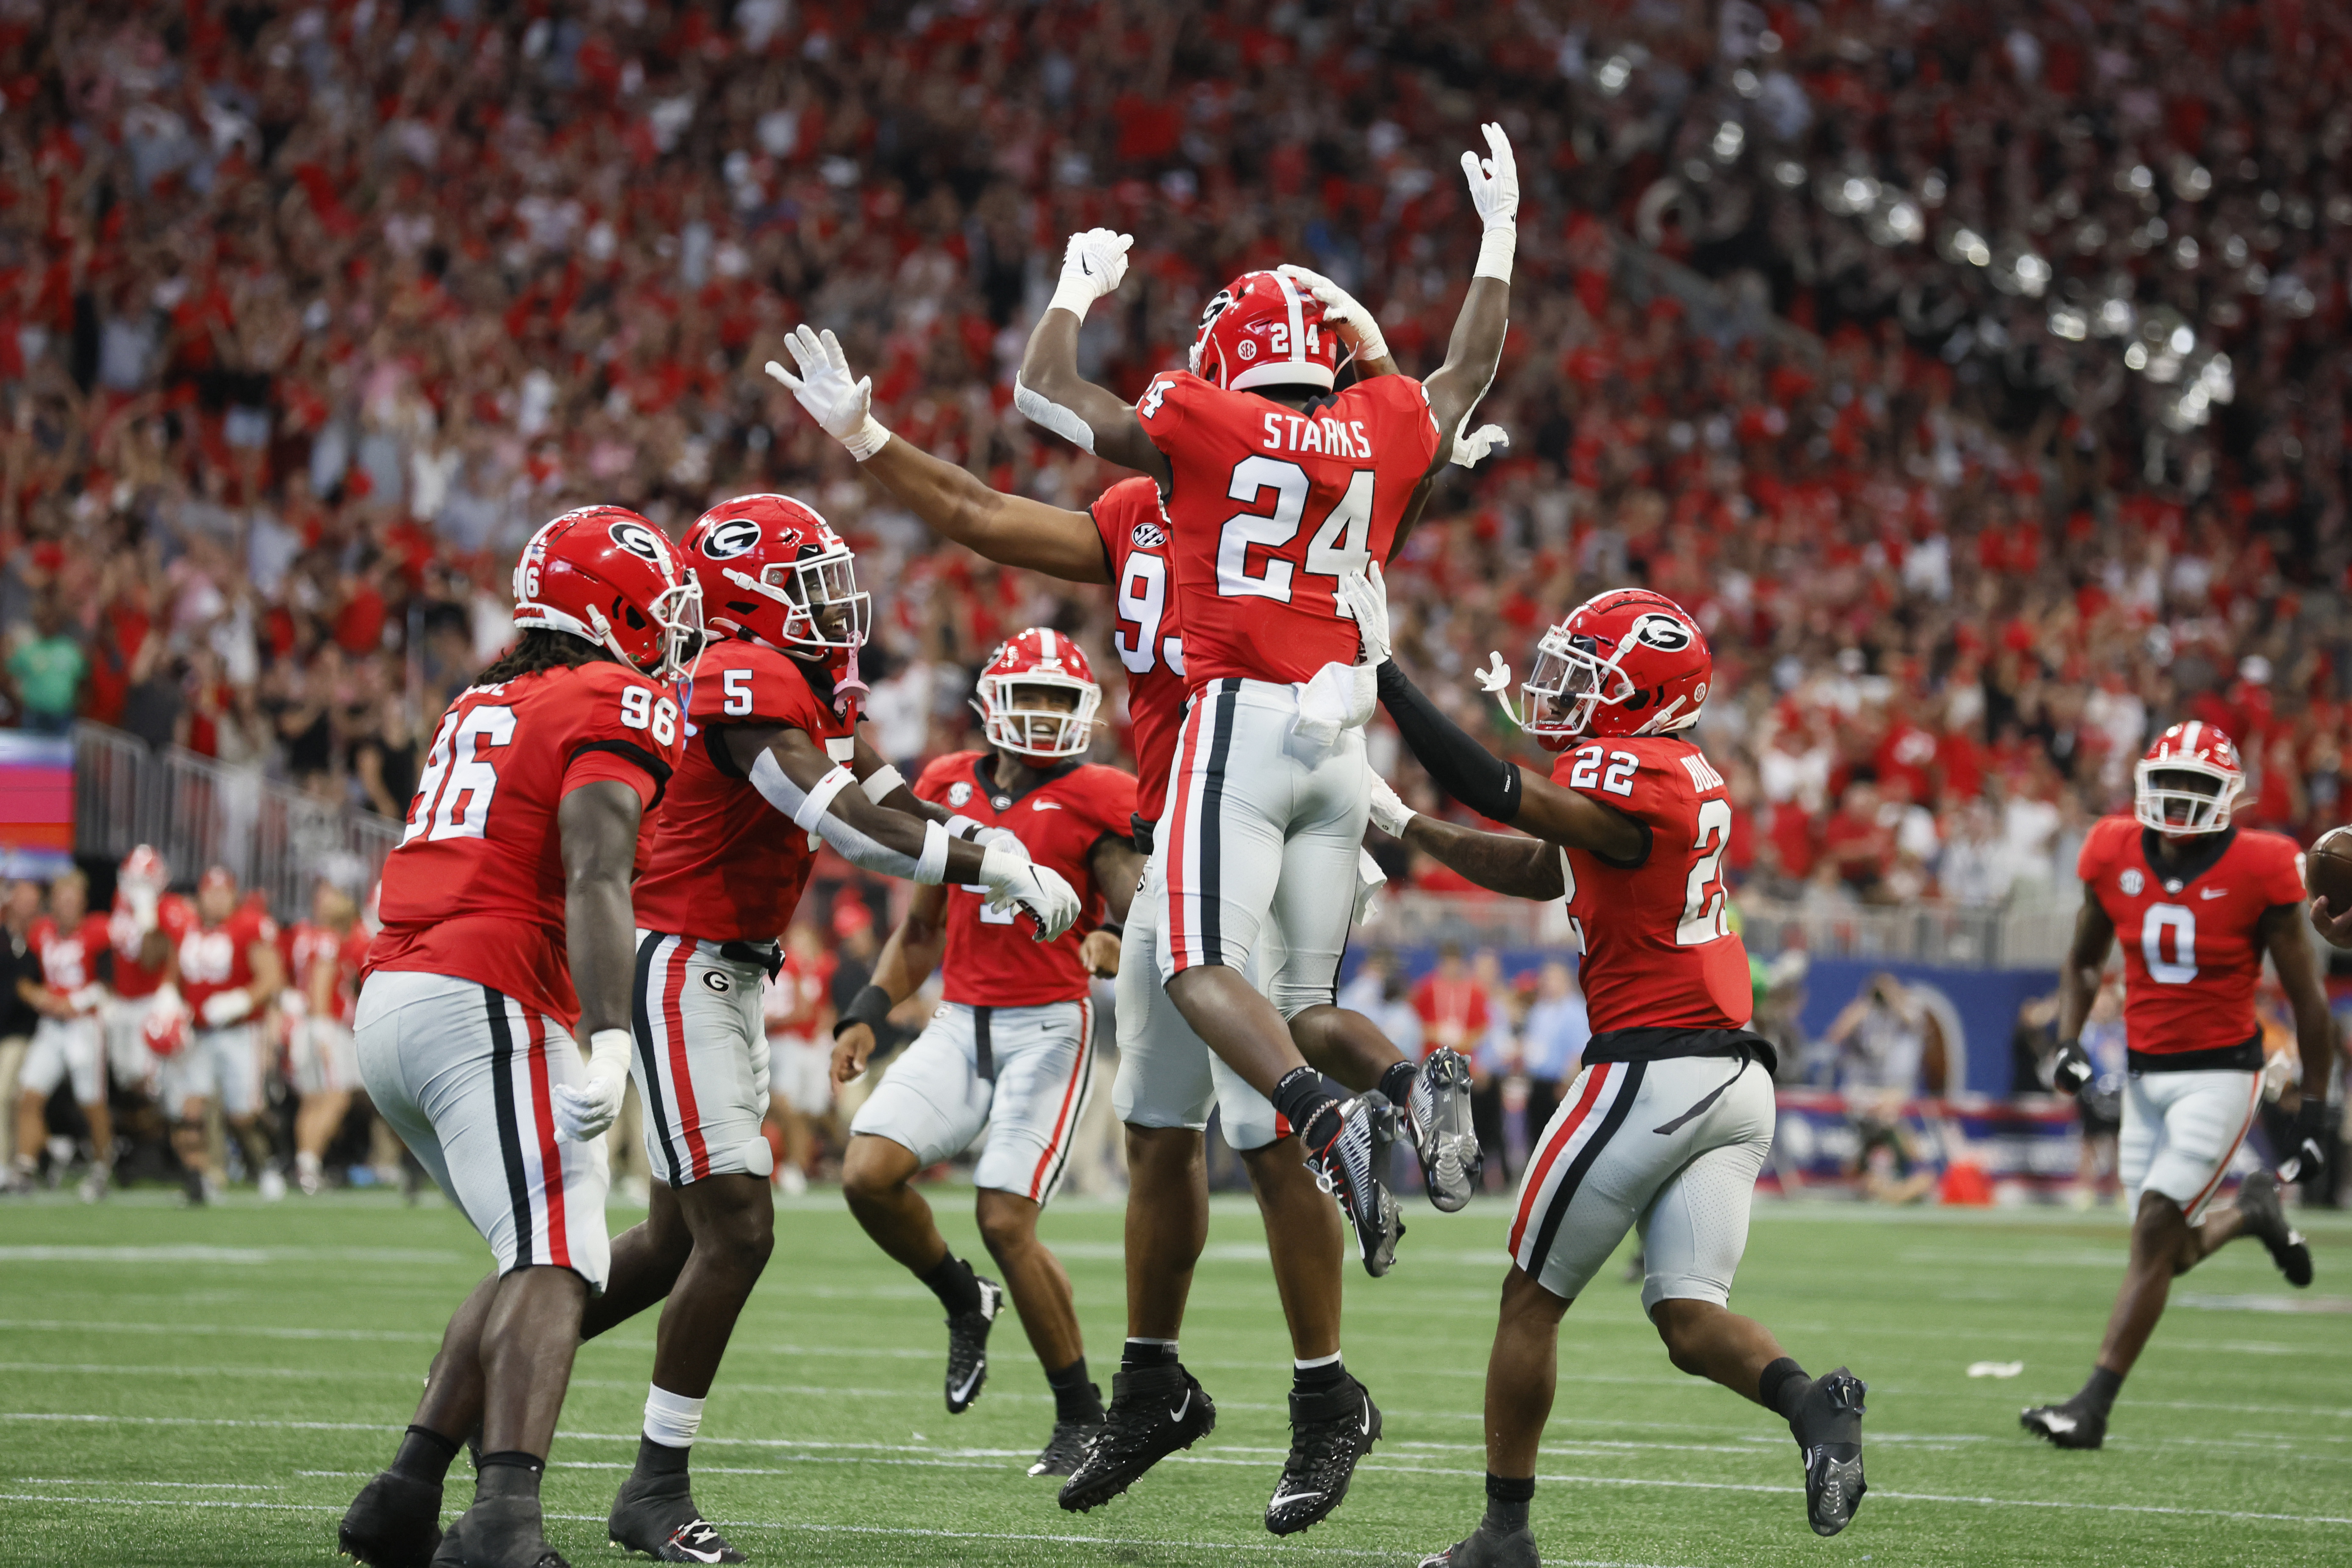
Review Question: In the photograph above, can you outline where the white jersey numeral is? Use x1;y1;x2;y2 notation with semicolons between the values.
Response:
402;704;517;846
1113;552;1183;676
1675;798;1734;946
1213;457;1376;605
2142;902;2198;984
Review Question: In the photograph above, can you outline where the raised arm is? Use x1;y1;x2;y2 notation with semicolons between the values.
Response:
1014;230;1170;482
1418;124;1518;477
1366;771;1563;900
767;326;1110;585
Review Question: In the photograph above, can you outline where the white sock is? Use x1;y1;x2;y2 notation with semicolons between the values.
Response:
643;1385;706;1449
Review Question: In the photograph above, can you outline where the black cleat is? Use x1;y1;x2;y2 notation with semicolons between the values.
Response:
1417;1521;1540;1568
1028;1415;1104;1478
944;1276;1004;1413
2020;1396;2106;1450
608;1469;745;1563
1408;1048;1480;1212
1057;1363;1216;1512
440;1497;568;1568
2237;1171;2314;1288
338;1469;443;1568
1790;1368;1867;1536
426;1516;464;1568
1266;1375;1380;1535
1308;1094;1404;1277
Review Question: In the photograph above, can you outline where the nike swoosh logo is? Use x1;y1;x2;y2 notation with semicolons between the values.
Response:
2041;1413;2077;1432
1033;800;1063;810
669;1525;725;1564
1360;1399;1373;1437
1271;1488;1325;1507
2199;888;2227;899
950;1367;983;1404
1170;1388;1191;1422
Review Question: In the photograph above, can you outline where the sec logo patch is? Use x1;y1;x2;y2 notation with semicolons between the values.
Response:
2119;868;2144;896
1131;520;1166;549
948;781;973;808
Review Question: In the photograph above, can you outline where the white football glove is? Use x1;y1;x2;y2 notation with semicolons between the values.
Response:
200;988;253;1027
1366;771;1416;839
765;325;890;461
1460;122;1519;280
1049;228;1133;319
747;1029;771;1104
1275;263;1390;365
1335;561;1392;667
1452;423;1509;467
978;841;1083;942
554;1029;633;1142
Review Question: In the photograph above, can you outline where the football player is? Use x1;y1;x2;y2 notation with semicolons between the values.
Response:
590;495;1078;1563
283;880;371;1196
770;308;1494;1528
1006;125;1515;1310
830;628;1138;1478
2022;724;2331;1450
169;866;285;1204
11;870;113;1200
103;845;191;1106
763;920;836;1195
336;506;698;1568
1344;577;1870;1562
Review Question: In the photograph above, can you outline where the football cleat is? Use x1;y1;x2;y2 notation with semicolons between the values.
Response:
1307;1093;1403;1277
338;1470;443;1568
440;1497;568;1568
2021;1396;2106;1451
1266;1374;1381;1535
1408;1047;1481;1212
1027;1415;1105;1478
1057;1363;1216;1512
2236;1171;2313;1288
1790;1368;1867;1536
944;1276;1004;1413
609;1470;745;1563
1417;1521;1540;1568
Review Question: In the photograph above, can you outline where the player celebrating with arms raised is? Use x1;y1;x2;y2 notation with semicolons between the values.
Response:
1346;577;1870;1562
832;629;1138;1476
2022;723;2333;1450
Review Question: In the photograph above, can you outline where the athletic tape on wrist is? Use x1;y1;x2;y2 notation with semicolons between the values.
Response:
789;766;858;832
1047;274;1100;320
835;983;894;1038
1474;227;1516;283
914;817;952;885
843;415;891;462
943;813;985;841
858;764;906;804
1013;377;1098;454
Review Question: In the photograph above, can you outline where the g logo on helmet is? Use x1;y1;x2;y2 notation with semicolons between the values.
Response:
1629;612;1692;652
608;520;667;565
700;518;764;560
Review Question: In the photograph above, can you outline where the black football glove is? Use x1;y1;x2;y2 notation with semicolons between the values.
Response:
2050;1039;2094;1096
2281;1098;2332;1190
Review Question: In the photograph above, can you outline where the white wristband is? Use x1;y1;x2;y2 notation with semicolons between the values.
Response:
789;766;858;832
914;818;952;885
1048;275;1100;321
843;415;891;462
943;813;986;840
1474;227;1516;283
858;764;906;804
586;1028;633;1073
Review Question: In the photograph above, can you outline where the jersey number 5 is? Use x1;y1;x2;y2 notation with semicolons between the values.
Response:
1216;457;1373;603
403;705;517;846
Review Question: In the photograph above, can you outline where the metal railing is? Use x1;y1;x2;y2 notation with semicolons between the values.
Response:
73;722;401;917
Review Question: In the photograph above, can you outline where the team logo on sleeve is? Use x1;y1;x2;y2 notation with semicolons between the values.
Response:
947;781;973;808
2119;868;2144;896
699;517;764;560
608;519;669;563
1629;612;1694;651
1131;520;1166;549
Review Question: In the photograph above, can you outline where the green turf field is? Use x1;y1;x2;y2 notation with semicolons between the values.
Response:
3;1185;2348;1568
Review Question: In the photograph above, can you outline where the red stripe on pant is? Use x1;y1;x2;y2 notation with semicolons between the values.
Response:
1161;698;1209;972
1508;1063;1614;1258
2184;1072;2265;1219
662;939;710;1181
523;1011;571;1269
1027;1000;1092;1201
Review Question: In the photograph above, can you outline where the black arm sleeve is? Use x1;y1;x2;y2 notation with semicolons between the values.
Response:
1375;659;1522;824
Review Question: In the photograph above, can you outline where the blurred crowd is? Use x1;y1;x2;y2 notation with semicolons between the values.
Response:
0;0;2346;946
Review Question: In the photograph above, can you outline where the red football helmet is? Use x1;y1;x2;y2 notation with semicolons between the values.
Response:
2134;721;2244;835
1188;269;1338;392
142;994;189;1060
681;494;870;658
512;505;702;680
1517;588;1712;749
972;628;1102;761
118;844;167;896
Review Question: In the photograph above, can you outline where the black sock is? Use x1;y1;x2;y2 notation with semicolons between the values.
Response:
1273;1067;1340;1149
474;1452;544;1501
389;1425;459;1485
632;1435;690;1479
2080;1365;2125;1416
1292;1355;1347;1396
918;1252;983;1316
1377;1059;1416;1107
1483;1472;1535;1535
1045;1357;1104;1423
1759;1356;1811;1424
1121;1338;1180;1373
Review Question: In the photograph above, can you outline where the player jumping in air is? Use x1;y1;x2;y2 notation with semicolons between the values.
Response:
832;629;1140;1477
337;505;700;1568
2021;723;2332;1450
768;290;1496;1526
1007;146;1516;1525
1344;576;1869;1563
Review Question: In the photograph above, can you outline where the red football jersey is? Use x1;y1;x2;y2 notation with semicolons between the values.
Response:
633;637;861;944
31;913;112;997
369;661;682;1027
1134;369;1440;688
2078;816;2306;1057
288;921;370;1025
110;893;195;999
1551;736;1752;1035
180;905;280;1019
1093;477;1186;828
915;750;1136;1007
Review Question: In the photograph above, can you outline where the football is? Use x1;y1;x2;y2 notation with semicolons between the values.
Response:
2309;824;2352;911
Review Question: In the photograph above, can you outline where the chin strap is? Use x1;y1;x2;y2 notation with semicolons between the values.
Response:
1473;652;1524;727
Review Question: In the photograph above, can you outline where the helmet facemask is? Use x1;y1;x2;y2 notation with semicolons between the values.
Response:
976;671;1100;761
1519;627;1630;747
2134;760;2239;836
724;546;871;653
